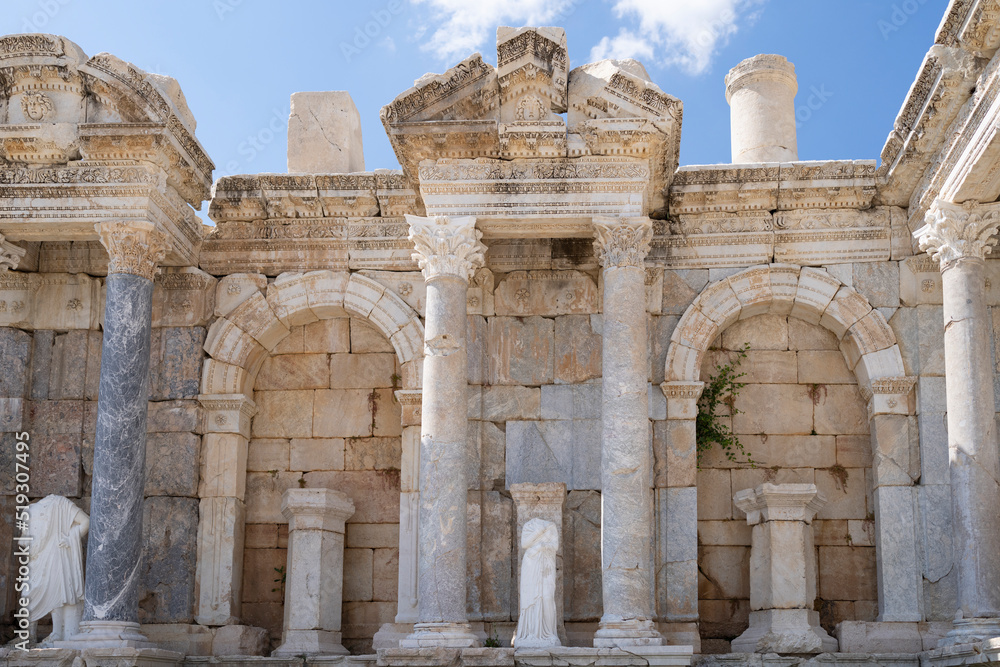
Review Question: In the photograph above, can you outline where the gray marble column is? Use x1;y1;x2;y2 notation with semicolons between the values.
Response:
62;220;169;648
592;216;661;647
400;215;485;648
915;199;1000;646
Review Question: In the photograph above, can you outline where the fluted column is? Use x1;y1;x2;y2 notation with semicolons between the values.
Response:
64;221;169;648
915;199;1000;646
592;216;661;647
401;215;485;648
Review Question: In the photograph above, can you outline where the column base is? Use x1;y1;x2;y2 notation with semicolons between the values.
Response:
593;619;663;648
53;621;155;650
731;609;838;654
272;630;349;656
400;622;481;648
938;617;1000;647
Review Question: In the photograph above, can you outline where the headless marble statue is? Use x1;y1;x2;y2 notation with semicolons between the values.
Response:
512;518;560;648
25;495;89;644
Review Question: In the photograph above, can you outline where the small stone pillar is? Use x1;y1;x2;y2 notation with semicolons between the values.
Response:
732;483;837;654
287;92;364;173
62;221;169;649
592;216;661;647
273;488;355;656
401;215;486;648
915;199;1000;645
510;482;567;644
725;54;798;163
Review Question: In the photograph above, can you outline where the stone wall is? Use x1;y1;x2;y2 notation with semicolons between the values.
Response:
240;316;402;653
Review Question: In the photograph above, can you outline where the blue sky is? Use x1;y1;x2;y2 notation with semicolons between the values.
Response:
4;0;944;195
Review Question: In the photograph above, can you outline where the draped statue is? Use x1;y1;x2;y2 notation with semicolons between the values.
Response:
26;495;89;644
512;518;560;648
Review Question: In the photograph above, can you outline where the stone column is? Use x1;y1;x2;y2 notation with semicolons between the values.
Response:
65;220;169;648
401;215;486;648
510;482;567;644
915;199;1000;645
273;488;355;656
592;216;660;647
732;483;838;654
656;382;703;649
862;377;922;622
725;54;798;163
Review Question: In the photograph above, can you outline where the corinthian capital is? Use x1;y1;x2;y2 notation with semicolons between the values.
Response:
96;221;171;281
593;216;653;268
0;234;27;272
914;199;1000;269
406;215;487;281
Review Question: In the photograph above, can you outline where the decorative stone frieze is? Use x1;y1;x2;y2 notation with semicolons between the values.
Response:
914;199;1000;268
96;221;171;281
592;216;652;268
406;215;486;282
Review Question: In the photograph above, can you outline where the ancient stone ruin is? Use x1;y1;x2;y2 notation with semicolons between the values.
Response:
2;3;1000;665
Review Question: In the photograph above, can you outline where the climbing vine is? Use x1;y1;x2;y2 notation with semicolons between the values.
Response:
696;343;755;467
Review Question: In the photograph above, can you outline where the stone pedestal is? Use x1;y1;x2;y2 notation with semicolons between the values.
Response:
725;54;798;163
272;488;355;656
511;483;567;645
401;215;486;649
592;217;661;648
58;221;169;650
731;483;838;654
915;200;1000;646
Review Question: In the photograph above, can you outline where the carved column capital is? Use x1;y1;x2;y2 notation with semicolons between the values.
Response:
406;215;486;282
0;234;26;273
96;221;171;280
914;199;1000;270
592;216;653;268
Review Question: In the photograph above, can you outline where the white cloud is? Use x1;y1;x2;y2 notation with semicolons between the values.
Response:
411;0;578;63
591;0;767;75
381;36;398;53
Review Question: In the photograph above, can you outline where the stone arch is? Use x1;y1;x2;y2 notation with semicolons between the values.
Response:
200;270;424;397
661;264;922;629
193;270;425;630
664;264;903;392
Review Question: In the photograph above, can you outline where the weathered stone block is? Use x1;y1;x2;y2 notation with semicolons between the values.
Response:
798;350;854;384
706;349;796;384
698;520;752;546
49;330;88;400
289;437;345;471
242;547;287;603
29;329;53;400
147;400;201;433
287;91;365;173
854;262;900;308
212;625;270;657
722;314;789;350
653;419;696;487
245;471;303;523
649;315;680;384
494;271;598;316
200;433;249;499
733;384;814;435
563;490;602;621
149;327;206;401
257;354;330;390
346;523;398;549
247;438;290;472
245;523;279;549
699;545;750;599
481;490;513;621
351;318;394;353
330;353;397;389
554;314;602;384
818;546;877;601
145;432;200;497
482;385;540;422
373;547;399;602
788;317;840;351
467;315;487;385
345;436;401;470
0;328;30;398
253;390;314;438
814;467;868;520
813;384;869;435
540;383;601;420
505;419;600;490
344;547;374;601
662;270;706;315
697;469;733;520
140;496;199;623
488;316;554;385
836;435;872;468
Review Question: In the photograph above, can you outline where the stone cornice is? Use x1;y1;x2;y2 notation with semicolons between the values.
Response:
406;214;486;281
914;199;1000;268
96;220;171;280
593;216;652;269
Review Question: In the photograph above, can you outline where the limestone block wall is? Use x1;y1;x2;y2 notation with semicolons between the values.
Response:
0;262;213;641
694;313;876;649
240;316;402;653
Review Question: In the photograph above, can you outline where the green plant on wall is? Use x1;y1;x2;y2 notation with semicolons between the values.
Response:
697;343;755;467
